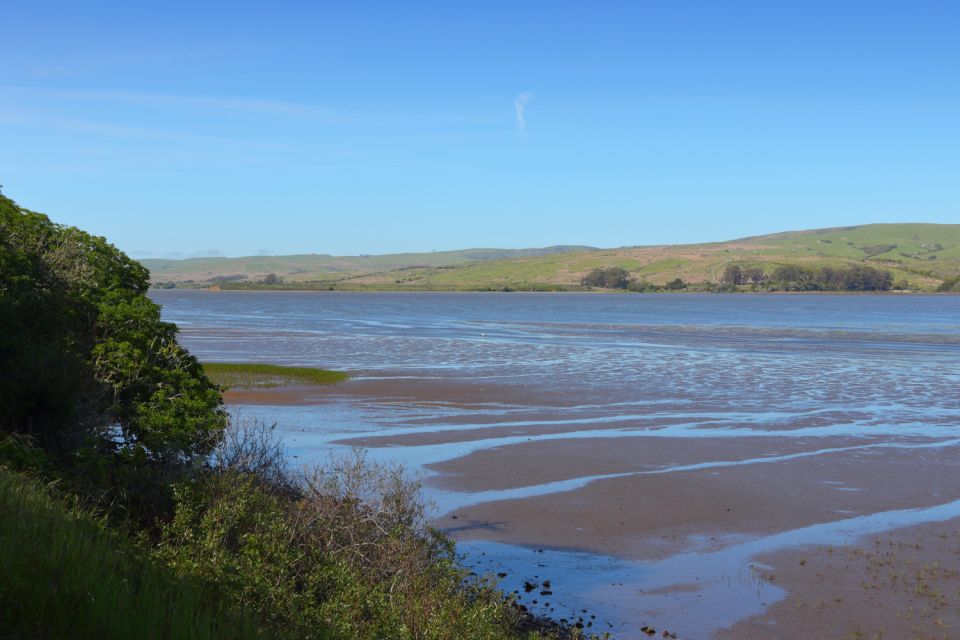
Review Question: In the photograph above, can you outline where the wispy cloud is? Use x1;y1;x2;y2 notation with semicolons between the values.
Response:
0;85;499;130
514;91;532;134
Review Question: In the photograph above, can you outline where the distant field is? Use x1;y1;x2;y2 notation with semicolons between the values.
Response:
145;224;960;292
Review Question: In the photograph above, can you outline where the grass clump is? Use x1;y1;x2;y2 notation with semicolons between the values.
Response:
0;465;267;640
203;362;349;389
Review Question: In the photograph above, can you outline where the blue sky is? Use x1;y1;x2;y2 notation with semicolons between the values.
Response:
2;1;958;258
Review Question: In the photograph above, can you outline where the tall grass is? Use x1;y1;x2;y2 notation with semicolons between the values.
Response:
202;362;349;389
0;469;269;640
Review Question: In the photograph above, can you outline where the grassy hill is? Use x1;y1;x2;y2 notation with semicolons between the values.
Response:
144;224;960;292
142;246;596;285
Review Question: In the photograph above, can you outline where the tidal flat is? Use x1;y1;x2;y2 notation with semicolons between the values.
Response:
153;290;960;639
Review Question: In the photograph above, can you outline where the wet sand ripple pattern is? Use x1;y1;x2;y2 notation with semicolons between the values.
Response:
153;291;960;638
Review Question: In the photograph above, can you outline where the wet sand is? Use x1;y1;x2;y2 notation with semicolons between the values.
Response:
433;443;960;561
719;520;960;639
222;376;960;637
155;290;960;638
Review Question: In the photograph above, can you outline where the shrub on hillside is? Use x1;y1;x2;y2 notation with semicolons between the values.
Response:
665;278;687;290
580;267;631;289
937;276;960;292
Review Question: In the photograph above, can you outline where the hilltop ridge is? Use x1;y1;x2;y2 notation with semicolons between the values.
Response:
143;223;960;292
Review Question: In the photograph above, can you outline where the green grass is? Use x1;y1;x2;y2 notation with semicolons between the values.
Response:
202;362;349;389
0;468;268;640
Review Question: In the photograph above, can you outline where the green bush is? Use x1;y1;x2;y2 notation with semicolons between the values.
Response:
0;194;225;523
156;444;541;640
580;267;631;289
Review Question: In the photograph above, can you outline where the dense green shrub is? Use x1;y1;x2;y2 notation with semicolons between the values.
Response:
665;278;687;290
0;195;224;519
580;267;631;289
769;264;892;291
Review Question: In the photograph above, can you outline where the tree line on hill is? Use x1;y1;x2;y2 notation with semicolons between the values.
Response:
580;267;686;291
579;263;896;292
721;263;894;291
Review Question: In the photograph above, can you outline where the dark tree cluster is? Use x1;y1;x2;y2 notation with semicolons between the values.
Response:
579;267;689;292
721;264;766;286
769;264;893;291
580;266;631;289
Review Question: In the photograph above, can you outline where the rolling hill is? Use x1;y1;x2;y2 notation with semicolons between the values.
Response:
143;246;596;285
143;224;960;292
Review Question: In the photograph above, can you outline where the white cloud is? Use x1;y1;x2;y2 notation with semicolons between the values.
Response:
514;91;532;133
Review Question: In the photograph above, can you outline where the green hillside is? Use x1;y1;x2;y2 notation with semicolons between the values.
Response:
145;224;960;292
143;246;596;285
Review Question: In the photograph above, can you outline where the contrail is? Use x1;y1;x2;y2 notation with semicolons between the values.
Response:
514;91;532;133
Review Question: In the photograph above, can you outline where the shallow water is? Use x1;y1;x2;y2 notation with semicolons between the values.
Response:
152;290;960;638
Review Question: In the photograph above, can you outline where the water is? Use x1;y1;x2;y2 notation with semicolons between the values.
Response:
152;290;960;637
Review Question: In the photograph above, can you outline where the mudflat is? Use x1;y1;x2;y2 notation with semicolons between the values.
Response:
718;520;960;639
154;290;960;638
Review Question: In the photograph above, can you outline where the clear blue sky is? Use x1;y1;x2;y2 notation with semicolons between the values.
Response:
2;1;958;258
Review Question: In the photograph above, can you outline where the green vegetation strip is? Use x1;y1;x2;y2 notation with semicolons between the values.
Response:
0;469;266;640
203;362;349;389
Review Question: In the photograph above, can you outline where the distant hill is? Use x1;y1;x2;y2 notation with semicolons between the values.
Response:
144;224;960;292
142;246;597;285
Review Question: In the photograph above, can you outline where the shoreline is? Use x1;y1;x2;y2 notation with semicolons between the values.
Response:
154;287;954;295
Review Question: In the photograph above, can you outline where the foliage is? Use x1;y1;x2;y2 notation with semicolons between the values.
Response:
0;196;578;640
579;267;631;289
937;275;960;292
626;279;660;292
157;426;546;640
203;362;350;389
0;194;225;520
768;264;893;291
743;267;766;285
0;467;267;640
721;264;743;285
665;278;687;290
722;265;765;286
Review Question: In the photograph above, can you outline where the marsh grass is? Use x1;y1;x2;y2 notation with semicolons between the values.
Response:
203;362;349;389
0;469;268;640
